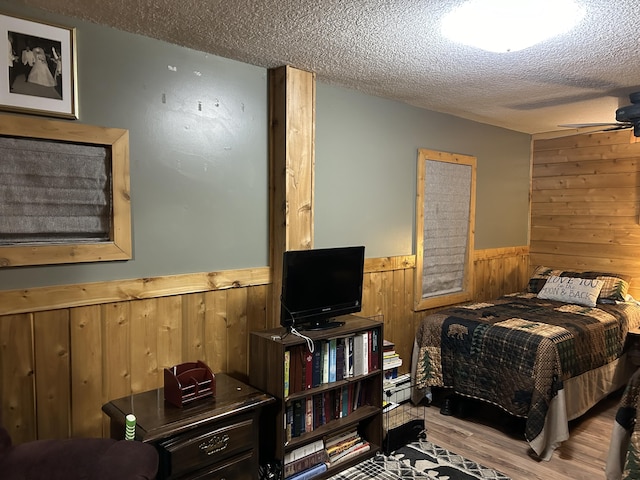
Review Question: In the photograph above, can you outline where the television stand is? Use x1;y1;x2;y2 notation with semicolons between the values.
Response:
249;315;383;479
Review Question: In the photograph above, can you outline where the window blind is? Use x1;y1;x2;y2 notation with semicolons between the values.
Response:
0;136;111;245
421;159;472;298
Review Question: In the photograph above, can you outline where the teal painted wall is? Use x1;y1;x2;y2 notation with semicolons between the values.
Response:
0;2;530;290
315;85;531;256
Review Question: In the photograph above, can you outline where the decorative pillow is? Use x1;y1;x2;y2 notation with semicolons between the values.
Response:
537;275;604;307
527;266;630;303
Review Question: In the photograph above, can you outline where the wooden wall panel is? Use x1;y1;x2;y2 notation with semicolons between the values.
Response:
0;313;35;444
156;296;183;374
226;287;249;380
182;293;206;362
129;299;160;394
473;247;529;301
391;269;416;375
70;305;103;438
0;249;526;444
103;303;131;404
204;290;228;374
531;130;640;298
34;310;70;439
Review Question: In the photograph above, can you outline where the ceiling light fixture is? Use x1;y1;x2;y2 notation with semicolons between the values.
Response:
441;0;585;53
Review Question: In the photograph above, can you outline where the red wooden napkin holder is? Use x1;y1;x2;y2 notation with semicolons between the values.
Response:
164;360;215;407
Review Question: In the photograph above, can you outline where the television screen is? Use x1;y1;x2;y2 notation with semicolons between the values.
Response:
280;246;365;330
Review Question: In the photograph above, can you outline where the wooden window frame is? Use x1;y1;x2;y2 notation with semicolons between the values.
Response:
0;114;131;267
414;149;476;311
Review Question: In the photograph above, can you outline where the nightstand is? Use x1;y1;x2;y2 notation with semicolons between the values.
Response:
102;373;274;480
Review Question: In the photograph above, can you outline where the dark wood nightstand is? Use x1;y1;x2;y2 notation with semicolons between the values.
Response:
102;373;274;480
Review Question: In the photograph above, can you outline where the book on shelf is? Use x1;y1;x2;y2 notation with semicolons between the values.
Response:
305;397;313;434
312;393;323;430
329;442;370;466
325;429;370;466
340;385;350;418
346;335;354;378
292;399;305;437
370;329;379;371
312;342;322;388
323;390;335;426
383;358;402;370
352;382;362;411
335;339;345;381
328;338;337;383
383;351;402;371
284;449;328;479
361;332;369;375
284;350;291;397
326;435;361;457
384;367;399;379
285;462;327;480
322;341;330;384
353;334;364;376
383;339;395;351
284;438;325;465
304;349;314;390
285;406;292;443
324;428;360;449
289;345;307;394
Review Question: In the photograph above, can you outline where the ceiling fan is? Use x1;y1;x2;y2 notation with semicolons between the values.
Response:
559;91;640;136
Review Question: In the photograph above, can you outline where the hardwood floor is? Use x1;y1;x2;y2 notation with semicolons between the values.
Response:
391;390;622;480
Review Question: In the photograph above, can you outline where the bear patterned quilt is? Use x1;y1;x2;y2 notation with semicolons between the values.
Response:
413;292;640;458
606;367;640;480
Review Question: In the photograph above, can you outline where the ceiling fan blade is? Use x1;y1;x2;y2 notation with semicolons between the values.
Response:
555;123;634;135
557;92;640;136
558;123;626;128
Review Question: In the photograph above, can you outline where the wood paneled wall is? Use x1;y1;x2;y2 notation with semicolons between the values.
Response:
531;130;640;298
0;248;527;444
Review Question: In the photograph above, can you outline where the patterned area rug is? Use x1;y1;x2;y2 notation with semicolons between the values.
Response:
327;440;511;480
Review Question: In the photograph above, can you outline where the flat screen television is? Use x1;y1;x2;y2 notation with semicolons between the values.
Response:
280;246;365;331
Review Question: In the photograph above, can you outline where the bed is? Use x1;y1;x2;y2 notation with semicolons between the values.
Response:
411;266;640;460
606;367;640;480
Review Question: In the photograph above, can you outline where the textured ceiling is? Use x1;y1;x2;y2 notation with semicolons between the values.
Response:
15;0;640;134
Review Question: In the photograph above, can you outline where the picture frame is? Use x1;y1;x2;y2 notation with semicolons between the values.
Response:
2;12;77;119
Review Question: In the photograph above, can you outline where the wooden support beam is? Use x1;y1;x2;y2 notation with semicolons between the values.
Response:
268;66;316;327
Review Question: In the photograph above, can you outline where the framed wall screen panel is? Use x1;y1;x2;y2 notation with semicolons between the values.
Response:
0;114;131;267
1;137;111;244
414;149;476;311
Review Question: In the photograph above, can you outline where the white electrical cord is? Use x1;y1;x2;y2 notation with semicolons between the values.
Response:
289;327;314;353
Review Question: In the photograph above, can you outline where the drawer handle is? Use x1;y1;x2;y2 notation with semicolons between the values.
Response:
198;433;230;456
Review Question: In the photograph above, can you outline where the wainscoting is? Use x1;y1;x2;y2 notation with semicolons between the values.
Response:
0;247;528;444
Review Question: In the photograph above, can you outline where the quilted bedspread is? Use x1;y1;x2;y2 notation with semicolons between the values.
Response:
414;292;640;450
607;368;640;480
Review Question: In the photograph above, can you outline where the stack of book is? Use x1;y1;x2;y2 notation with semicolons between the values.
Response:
382;340;402;379
324;429;371;466
283;439;328;480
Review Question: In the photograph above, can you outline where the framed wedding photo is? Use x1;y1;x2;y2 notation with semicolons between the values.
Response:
2;13;77;119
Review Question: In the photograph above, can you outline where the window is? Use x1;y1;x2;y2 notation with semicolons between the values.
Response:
0;115;131;267
414;149;476;310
